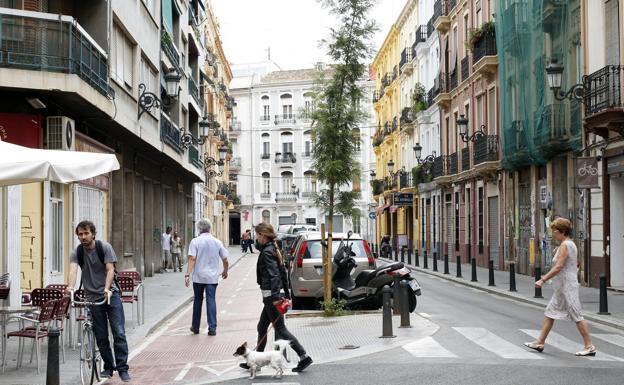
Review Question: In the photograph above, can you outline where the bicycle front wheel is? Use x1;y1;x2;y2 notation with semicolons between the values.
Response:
80;328;96;385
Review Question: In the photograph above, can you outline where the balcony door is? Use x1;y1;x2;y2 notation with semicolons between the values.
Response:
281;172;293;194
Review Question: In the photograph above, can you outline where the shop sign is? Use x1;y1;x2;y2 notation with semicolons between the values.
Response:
575;157;599;189
393;193;413;206
607;155;624;175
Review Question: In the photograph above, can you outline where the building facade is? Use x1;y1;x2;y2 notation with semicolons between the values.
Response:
0;0;232;305
230;65;375;239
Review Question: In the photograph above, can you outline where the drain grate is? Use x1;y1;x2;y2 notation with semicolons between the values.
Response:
339;345;360;350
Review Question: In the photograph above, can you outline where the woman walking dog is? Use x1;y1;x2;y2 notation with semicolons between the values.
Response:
239;222;313;373
523;217;596;356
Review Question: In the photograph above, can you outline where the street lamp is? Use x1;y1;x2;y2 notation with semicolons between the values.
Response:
456;115;486;143
369;170;376;179
545;58;586;101
413;143;436;164
138;68;181;120
291;183;300;195
218;144;228;161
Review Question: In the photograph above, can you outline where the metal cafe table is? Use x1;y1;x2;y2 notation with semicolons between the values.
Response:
1;305;33;373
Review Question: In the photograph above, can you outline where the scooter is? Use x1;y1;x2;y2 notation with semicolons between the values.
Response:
331;232;421;311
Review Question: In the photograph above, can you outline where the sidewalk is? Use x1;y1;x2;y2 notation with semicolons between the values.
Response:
0;246;246;385
381;254;624;331
104;252;438;385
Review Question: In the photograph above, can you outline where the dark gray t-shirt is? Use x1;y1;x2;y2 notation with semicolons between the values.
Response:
70;241;118;300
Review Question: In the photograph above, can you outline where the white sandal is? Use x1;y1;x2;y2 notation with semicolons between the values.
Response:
575;345;596;356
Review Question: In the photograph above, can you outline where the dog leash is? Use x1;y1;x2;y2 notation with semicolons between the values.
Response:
253;314;280;351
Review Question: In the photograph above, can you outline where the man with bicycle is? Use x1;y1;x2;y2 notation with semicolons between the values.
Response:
66;220;131;382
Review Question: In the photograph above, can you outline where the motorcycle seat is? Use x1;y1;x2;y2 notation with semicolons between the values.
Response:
354;262;404;287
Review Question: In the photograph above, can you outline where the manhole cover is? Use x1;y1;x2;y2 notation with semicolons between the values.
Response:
339;345;360;350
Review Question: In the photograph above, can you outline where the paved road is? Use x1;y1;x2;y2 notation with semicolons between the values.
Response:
209;269;624;385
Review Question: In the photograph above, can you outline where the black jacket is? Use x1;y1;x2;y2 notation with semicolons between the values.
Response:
256;242;289;301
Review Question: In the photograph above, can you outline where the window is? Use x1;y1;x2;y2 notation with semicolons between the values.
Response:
280;94;293;118
453;112;458;152
261;133;270;157
353;128;361;151
281;132;293;154
476;94;484;129
262;210;271;224
352;216;361;234
487;87;496;134
262;172;271;194
281;172;293;193
464;104;469;142
140;56;158;98
50;182;63;273
304;171;316;193
261;96;270;121
478;187;484;253
454;191;459;251
352;173;361;191
464;14;469;44
112;24;134;89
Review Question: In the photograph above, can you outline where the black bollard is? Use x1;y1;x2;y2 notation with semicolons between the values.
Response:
401;246;405;263
433;251;438;272
488;259;495;286
374;243;378;256
598;273;610;315
471;258;478;282
456;255;462;278
380;285;396;338
444;254;450;275
393;275;401;315
415;249;420;267
399;280;412;328
534;266;543;298
509;263;517;292
423;251;428;269
407;248;412;265
394;246;399;261
46;326;60;385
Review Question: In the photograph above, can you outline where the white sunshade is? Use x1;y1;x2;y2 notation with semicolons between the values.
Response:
0;140;120;187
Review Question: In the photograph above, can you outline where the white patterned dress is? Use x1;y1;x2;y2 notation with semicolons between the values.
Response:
544;240;584;322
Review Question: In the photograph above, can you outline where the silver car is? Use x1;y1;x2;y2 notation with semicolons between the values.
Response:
288;232;376;308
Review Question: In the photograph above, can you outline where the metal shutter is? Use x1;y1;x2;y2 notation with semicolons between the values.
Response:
446;203;452;257
488;196;499;264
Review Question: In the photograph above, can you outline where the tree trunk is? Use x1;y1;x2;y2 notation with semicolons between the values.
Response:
324;185;335;304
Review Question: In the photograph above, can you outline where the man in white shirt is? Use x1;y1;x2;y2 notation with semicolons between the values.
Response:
162;226;172;272
185;219;229;335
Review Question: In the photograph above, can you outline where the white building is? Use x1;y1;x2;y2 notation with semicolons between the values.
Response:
230;64;375;239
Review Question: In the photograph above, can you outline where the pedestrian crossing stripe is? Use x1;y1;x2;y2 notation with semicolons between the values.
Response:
402;328;624;361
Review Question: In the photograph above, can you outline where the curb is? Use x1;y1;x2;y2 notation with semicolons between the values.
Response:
381;258;624;332
286;309;382;319
141;252;251;339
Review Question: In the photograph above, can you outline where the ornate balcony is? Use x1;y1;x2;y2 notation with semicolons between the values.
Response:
433;0;450;33
473;30;498;80
448;152;458;175
534;103;581;159
584;65;624;138
461;146;470;172
275;152;297;164
473;135;499;165
399;172;413;190
460;56;470;83
160;113;182;154
449;69;458;91
188;77;201;107
188;144;203;170
275;192;298;203
274;114;296;125
433;72;451;109
400;48;413;75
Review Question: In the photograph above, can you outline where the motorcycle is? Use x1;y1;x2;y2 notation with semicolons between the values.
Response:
331;232;421;312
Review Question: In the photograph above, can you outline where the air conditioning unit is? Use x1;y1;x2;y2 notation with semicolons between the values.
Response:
46;116;75;151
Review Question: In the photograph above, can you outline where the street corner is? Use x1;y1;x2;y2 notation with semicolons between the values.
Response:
284;311;440;365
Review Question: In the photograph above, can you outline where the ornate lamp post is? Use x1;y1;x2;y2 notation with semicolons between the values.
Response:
545;58;587;101
138;68;181;120
456;115;486;143
413;143;436;164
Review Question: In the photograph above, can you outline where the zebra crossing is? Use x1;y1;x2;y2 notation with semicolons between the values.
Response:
402;327;624;362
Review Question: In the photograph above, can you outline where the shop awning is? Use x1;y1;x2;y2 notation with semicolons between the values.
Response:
0;141;120;186
375;204;390;216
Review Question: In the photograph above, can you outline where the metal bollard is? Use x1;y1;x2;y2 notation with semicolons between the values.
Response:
509;263;517;292
423;250;428;269
488;259;496;286
380;285;396;338
433;251;438;272
407;248;412;265
399;280;412;328
471;258;478;282
401;246;405;263
393;275;401;315
534;266;543;298
46;327;60;385
598;273;610;315
374;243;378;256
444;254;450;275
394;246;399;261
415;249;420;267
456;255;462;278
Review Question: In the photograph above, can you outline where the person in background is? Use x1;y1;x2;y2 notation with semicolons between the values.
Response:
523;217;596;356
246;229;255;254
162;226;172;272
241;229;250;253
171;231;184;272
185;219;229;335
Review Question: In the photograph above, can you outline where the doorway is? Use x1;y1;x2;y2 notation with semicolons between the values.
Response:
229;213;241;246
609;174;624;287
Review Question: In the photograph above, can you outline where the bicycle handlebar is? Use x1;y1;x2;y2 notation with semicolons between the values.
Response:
69;290;110;306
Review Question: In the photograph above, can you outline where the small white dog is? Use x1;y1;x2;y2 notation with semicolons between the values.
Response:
234;339;291;379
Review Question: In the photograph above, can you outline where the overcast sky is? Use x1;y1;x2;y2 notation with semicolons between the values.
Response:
212;0;405;71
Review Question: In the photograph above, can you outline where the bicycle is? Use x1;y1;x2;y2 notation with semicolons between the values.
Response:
72;292;109;385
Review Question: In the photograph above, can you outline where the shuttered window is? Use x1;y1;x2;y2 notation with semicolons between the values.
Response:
112;24;134;90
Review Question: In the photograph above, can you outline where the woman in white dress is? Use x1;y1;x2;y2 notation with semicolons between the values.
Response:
524;217;596;356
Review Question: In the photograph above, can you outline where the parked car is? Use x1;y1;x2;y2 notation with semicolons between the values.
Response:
287;232;375;309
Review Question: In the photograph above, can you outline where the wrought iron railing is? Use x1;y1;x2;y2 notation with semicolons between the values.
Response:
261;153;271;159
448;152;458;174
473;30;497;64
449;0;458;11
189;77;200;106
275;152;296;163
584;65;624;116
415;25;428;43
399;172;413;189
432;156;445;178
0;12;113;97
461;56;470;82
449;69;458;90
400;48;412;69
161;31;181;73
473;135;499;165
400;107;413;125
427;88;435;107
461;146;470;172
433;0;449;22
260;192;272;199
275;192;298;202
274;114;296;124
161;113;182;154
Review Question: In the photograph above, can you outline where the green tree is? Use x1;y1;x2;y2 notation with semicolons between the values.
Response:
311;0;377;304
